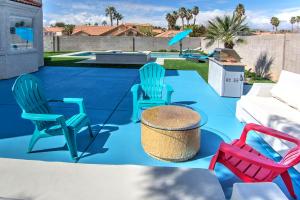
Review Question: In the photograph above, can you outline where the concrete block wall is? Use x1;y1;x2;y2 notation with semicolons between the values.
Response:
58;36;133;51
284;34;300;74
201;34;300;80
44;36;202;52
235;35;285;80
44;34;300;81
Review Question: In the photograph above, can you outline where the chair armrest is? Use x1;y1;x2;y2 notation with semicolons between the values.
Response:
63;98;86;113
219;143;286;171
131;84;141;93
245;83;275;97
163;84;174;104
164;84;174;93
22;112;64;122
240;123;300;145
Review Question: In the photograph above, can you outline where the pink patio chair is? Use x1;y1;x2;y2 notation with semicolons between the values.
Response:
209;123;300;199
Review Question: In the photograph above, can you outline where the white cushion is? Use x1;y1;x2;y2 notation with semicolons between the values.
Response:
238;95;300;172
239;96;300;156
271;70;300;110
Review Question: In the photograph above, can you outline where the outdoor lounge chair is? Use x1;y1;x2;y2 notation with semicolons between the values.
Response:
12;74;93;160
131;62;174;122
209;123;300;199
183;51;215;62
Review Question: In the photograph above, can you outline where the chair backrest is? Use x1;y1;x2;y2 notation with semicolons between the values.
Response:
139;62;165;99
280;147;300;168
12;74;52;130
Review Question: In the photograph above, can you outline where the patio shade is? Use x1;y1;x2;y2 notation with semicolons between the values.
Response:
168;29;192;55
168;29;192;46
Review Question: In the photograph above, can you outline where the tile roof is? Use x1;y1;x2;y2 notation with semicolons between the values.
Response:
124;23;152;27
155;30;181;38
72;25;145;36
10;0;42;7
72;26;116;36
44;27;64;33
153;29;164;34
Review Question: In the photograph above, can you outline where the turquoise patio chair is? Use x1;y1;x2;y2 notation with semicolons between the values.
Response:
131;62;174;122
12;74;93;161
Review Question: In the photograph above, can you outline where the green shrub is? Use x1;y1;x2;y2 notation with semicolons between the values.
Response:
158;49;167;52
44;57;51;63
169;49;179;52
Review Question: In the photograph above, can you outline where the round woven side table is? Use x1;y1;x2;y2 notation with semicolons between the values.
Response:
141;105;201;162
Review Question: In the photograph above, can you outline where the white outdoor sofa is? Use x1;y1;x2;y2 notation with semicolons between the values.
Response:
236;70;300;172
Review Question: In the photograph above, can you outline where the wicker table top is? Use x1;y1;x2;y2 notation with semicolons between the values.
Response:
141;105;201;131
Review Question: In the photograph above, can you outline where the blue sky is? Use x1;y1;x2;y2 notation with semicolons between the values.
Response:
43;0;300;30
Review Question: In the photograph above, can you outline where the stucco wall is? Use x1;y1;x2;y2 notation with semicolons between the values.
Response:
0;0;44;79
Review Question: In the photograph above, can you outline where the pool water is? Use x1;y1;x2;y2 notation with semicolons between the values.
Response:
69;52;180;58
149;52;180;58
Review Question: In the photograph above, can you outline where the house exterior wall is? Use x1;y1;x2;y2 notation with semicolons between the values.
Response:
0;0;43;79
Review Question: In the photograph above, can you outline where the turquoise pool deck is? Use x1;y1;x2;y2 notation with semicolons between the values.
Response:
0;66;299;199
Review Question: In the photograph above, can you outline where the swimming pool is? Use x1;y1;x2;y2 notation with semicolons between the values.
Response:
55;51;181;59
150;52;180;58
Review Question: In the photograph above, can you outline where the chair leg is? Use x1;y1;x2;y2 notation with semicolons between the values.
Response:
209;154;218;170
281;171;296;199
28;129;41;153
63;129;78;161
131;107;139;123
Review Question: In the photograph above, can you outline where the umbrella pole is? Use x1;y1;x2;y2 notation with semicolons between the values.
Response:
180;40;182;55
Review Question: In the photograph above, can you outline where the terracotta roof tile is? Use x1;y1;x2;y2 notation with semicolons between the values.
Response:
72;26;116;36
10;0;42;7
155;30;181;38
72;25;145;36
153;29;164;34
44;27;64;33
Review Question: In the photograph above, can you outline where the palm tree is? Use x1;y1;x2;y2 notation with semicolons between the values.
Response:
166;11;178;30
166;13;173;30
235;4;245;19
205;14;249;49
297;16;300;31
271;17;280;33
192;6;199;25
62;24;75;36
178;7;187;29
105;6;116;26
186;9;193;26
114;12;123;26
290;17;296;32
171;11;179;30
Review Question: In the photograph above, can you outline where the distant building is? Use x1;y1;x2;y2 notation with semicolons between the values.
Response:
0;0;43;79
71;24;145;36
155;30;181;37
44;27;64;36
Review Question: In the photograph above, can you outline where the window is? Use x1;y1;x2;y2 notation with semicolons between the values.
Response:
9;16;34;50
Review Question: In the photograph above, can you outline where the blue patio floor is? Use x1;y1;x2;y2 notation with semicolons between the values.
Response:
0;66;299;199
